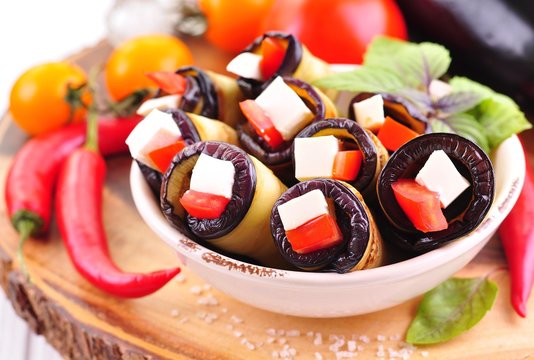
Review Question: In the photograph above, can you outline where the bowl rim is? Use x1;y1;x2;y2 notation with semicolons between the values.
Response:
130;135;525;287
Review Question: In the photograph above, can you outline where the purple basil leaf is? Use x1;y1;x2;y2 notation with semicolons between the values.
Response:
435;91;483;114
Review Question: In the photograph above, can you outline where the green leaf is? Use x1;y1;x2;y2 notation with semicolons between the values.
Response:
430;114;490;153
477;99;532;149
406;277;498;345
364;37;450;89
449;76;532;149
313;67;403;93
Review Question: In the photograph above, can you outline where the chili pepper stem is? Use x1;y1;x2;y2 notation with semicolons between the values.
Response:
16;220;36;281
84;108;99;152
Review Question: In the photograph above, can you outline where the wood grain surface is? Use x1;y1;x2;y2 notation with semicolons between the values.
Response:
1;39;533;360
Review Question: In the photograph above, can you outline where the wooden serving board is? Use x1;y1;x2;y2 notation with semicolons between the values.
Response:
1;39;534;360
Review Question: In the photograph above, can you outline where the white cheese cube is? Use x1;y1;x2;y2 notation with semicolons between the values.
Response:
429;79;452;100
190;153;235;199
136;95;181;116
125;109;182;169
294;136;339;181
277;189;329;231
352;94;385;132
255;76;314;140
226;52;263;80
415;150;470;208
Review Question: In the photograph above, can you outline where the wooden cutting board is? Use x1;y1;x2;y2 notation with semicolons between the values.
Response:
0;39;533;360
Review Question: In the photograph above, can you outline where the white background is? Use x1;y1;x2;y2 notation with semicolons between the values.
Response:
0;1;114;358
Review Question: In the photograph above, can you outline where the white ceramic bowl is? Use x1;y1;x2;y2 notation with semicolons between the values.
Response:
130;136;524;318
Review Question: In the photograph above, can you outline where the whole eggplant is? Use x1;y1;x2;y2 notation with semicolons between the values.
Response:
397;0;534;111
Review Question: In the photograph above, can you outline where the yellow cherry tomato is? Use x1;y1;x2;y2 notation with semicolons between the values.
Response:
105;34;194;101
9;62;90;136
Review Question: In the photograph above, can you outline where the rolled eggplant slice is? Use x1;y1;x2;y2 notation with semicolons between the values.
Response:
236;32;332;98
161;141;288;268
175;66;244;128
270;179;383;273
239;77;337;184
348;92;428;134
377;133;495;252
139;109;239;196
295;118;389;197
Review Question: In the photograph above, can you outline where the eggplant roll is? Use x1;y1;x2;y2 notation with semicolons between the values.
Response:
146;66;244;128
295;118;389;197
239;77;337;184
140;109;239;196
348;92;428;134
270;179;383;273
236;32;332;98
377;133;495;253
161;141;288;268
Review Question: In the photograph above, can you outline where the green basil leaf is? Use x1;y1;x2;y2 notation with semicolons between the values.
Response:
477;99;532;149
364;37;450;89
435;92;484;115
406;277;498;345
449;76;515;106
313;67;403;93
429;118;453;133
431;114;490;153
450;76;531;149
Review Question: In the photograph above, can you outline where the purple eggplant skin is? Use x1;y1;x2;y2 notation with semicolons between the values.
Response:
175;66;220;119
236;32;303;98
377;133;495;252
271;179;370;273
161;141;256;241
397;0;534;111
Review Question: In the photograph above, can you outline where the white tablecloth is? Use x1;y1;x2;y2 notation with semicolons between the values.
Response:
0;1;113;358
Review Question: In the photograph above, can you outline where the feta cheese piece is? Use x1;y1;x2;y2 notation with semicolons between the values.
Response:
415;150;470;208
136;95;181;116
429;79;452;100
294;136;339;181
277;189;329;231
255;76;314;140
190;153;235;199
226;52;263;80
353;94;385;132
125;109;181;169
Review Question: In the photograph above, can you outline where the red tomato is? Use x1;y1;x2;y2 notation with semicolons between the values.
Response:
261;0;407;64
180;190;231;219
391;179;448;233
199;0;275;53
259;38;286;79
377;116;419;151
146;71;187;95
148;141;186;173
332;150;363;181
285;214;344;254
239;99;284;149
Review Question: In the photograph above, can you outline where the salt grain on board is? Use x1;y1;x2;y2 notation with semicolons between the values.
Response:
190;286;203;295
286;330;300;337
313;333;323;346
230;315;243;324
314;352;323;360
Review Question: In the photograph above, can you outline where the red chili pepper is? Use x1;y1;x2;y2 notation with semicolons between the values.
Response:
5;115;142;276
498;143;534;318
55;111;180;298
